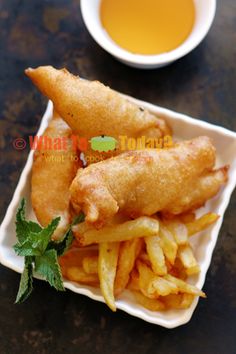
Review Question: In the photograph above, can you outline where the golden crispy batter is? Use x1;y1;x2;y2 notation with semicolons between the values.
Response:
25;66;171;140
163;168;229;216
31;112;80;239
69;137;228;227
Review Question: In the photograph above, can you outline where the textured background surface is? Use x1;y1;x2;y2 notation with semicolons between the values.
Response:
0;1;235;353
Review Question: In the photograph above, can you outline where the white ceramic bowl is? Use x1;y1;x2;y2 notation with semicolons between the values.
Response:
1;96;236;328
80;0;216;69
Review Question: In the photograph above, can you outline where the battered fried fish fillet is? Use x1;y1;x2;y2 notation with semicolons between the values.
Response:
25;66;171;140
31;112;80;239
69;137;228;227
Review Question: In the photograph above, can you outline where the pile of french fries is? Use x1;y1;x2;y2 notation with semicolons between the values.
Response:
59;212;218;312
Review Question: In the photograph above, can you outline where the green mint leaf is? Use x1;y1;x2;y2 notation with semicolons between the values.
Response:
27;221;43;233
15;199;42;244
14;201;83;303
47;214;85;257
47;229;74;257
72;213;85;225
14;235;42;257
35;217;61;254
15;257;34;304
34;249;65;291
14;217;60;257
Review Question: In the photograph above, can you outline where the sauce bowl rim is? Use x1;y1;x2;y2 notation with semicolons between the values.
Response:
80;0;217;67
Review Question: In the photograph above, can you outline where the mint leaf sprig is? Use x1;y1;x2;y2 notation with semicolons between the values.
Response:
14;199;84;303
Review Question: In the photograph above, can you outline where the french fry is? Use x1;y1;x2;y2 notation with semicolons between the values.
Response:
178;294;195;309
75;217;159;246
168;257;187;280
161;293;194;309
59;249;82;269
128;269;140;291
178;212;196;223
159;223;178;265
136;261;156;298
66;266;99;284
59;248;98;276
164;274;206;297
137;261;178;298
98;242;120;311
72;213;129;235
114;238;143;296
138;251;151;266
62;212;213;312
133;291;165;311
151;278;179;297
82;255;98;274
178;245;200;275
145;235;167;275
186;213;219;236
165;220;188;245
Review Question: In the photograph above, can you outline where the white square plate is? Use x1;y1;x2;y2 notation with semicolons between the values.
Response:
1;98;236;328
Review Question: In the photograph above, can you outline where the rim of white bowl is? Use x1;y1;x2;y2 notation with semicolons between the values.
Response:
80;0;216;66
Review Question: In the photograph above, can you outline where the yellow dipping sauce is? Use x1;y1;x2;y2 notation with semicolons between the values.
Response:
100;0;195;55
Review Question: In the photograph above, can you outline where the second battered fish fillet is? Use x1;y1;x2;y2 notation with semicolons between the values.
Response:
25;66;171;140
31;112;80;239
69;137;228;227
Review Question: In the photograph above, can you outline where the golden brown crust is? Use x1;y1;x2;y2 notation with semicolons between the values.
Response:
69;137;228;227
31;113;80;239
25;66;171;140
162;166;229;216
